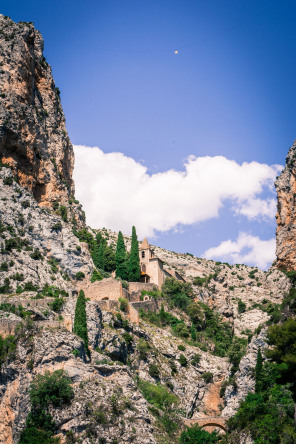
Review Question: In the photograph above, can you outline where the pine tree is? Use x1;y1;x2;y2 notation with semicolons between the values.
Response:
116;231;128;280
128;226;141;282
255;348;263;393
74;290;89;354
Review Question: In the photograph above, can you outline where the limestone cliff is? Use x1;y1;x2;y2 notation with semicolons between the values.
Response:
0;14;293;444
275;140;296;270
0;15;74;210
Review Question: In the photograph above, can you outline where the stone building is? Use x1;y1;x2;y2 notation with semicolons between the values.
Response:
139;238;185;287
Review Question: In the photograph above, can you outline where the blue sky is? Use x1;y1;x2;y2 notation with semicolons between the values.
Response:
3;1;296;268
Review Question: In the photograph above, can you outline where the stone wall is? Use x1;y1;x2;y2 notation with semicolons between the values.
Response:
95;300;119;312
131;299;158;314
128;292;142;303
128;282;156;293
146;259;165;288
0;296;53;310
128;303;140;325
79;278;123;302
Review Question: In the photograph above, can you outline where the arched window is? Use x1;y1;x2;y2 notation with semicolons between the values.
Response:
142;251;145;258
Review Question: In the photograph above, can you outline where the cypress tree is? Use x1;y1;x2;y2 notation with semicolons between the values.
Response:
97;242;105;270
128;226;141;282
104;246;116;272
95;232;104;247
255;348;263;393
92;243;100;269
116;231;128;280
92;232;104;269
74;290;89;354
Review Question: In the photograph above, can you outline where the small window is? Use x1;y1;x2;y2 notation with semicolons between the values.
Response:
142;251;145;258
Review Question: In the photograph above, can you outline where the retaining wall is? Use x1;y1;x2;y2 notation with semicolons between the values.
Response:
131;299;158;314
79;278;123;302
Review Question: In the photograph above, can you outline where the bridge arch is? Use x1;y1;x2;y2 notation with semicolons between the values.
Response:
185;416;229;434
200;422;227;432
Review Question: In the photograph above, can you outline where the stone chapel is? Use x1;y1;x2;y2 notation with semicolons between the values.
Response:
139;238;185;287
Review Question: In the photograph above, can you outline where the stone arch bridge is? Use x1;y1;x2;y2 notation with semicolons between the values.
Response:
185;416;230;433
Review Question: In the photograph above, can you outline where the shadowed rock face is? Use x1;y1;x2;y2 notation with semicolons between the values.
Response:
0;15;74;207
275;140;296;270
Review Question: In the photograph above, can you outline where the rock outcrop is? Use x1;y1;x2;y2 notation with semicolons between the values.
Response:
275;140;296;270
0;14;294;444
0;167;93;292
0;15;77;214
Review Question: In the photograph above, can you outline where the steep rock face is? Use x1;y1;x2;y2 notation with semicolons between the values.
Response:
0;325;156;444
0;297;231;443
275;140;296;270
0;167;93;292
0;15;75;210
222;331;267;417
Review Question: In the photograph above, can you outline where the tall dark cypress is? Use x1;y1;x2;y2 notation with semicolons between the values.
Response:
97;242;105;270
92;243;100;269
74;290;89;354
92;232;104;269
128;226;141;282
115;231;128;280
255;348;263;393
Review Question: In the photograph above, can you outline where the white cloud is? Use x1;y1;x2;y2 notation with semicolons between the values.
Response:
73;145;282;238
235;198;277;220
203;232;276;269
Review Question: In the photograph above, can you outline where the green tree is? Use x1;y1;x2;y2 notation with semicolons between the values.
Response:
104;245;116;272
97;242;105;270
92;242;100;269
179;425;219;443
92;232;105;269
95;231;104;247
227;385;296;443
115;231;128;280
179;354;187;366
20;370;74;444
73;290;89;354
190;323;197;341
128;226;140;282
255;348;263;393
92;233;115;273
266;318;296;391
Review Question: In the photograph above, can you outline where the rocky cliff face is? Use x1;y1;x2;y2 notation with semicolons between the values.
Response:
0;167;93;293
0;15;75;212
275;140;296;270
0;14;294;444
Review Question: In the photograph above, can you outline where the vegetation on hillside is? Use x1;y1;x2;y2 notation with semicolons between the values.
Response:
115;230;129;280
223;277;296;443
19;370;74;444
140;277;247;370
73;290;89;354
128;226;141;282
